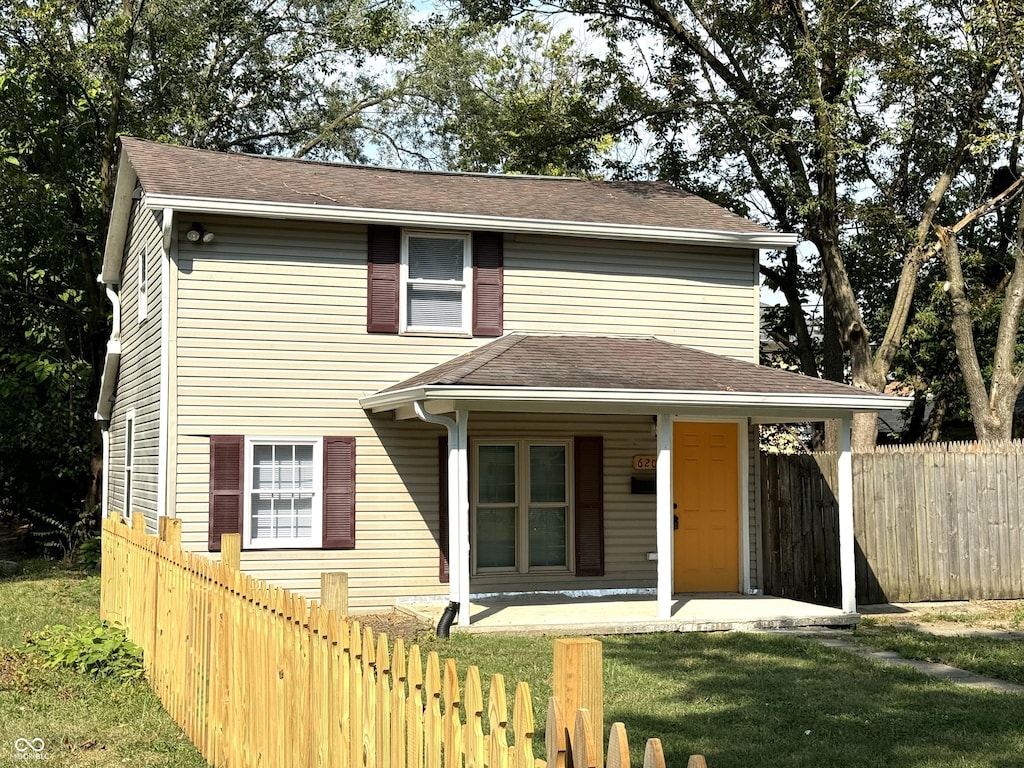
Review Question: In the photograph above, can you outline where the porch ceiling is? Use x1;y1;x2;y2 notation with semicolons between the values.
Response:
360;334;910;418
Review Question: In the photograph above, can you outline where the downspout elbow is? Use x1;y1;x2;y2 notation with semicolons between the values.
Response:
412;401;456;432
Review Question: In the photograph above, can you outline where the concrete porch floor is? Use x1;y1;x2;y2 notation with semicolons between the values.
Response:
404;593;858;636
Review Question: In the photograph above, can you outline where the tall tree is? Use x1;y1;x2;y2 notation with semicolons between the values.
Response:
366;14;642;174
458;0;1017;447
0;0;411;553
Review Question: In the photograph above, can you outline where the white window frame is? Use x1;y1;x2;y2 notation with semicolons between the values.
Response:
137;242;149;322
123;409;135;521
399;230;472;335
243;436;323;549
472;439;573;575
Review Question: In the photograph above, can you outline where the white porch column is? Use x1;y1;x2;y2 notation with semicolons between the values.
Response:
656;414;673;619
837;416;857;614
454;409;471;626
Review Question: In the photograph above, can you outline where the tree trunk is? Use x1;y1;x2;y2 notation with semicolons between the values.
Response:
937;218;1024;442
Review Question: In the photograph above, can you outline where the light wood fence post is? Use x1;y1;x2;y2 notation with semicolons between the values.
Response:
165;518;182;550
321;572;349;617
553;638;603;766
221;533;241;570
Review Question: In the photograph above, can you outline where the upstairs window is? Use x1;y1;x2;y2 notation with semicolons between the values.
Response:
401;232;471;334
367;226;502;337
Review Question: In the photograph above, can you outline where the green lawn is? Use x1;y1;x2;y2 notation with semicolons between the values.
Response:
856;620;1024;686
4;563;1024;768
0;562;206;768
421;630;1024;768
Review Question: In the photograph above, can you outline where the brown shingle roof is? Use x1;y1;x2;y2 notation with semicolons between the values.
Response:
381;334;878;397
119;137;777;236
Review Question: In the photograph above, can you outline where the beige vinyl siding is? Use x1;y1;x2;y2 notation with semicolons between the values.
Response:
504;234;759;362
169;216;763;609
171;217;477;609
108;202;163;532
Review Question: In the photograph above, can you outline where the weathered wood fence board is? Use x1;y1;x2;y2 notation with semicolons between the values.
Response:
760;453;840;607
101;517;695;767
761;441;1024;604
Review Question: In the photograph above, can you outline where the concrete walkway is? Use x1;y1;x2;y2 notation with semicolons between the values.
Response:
795;631;1024;694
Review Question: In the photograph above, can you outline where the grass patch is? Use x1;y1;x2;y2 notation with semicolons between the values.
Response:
6;562;1024;767
0;560;205;767
855;623;1024;686
422;631;1024;768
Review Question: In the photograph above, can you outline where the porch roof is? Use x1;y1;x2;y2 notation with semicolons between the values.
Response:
360;334;910;418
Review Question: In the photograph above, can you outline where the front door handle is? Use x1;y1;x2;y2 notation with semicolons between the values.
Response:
673;514;679;530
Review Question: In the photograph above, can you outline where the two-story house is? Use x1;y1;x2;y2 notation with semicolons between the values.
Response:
96;138;904;629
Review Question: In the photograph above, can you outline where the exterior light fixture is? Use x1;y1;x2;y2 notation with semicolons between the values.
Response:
186;222;215;244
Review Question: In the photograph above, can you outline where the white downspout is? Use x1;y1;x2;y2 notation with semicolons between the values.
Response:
96;278;121;517
100;428;110;519
105;282;122;341
413;402;471;626
156;208;173;521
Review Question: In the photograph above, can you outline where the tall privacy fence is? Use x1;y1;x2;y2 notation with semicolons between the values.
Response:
101;516;706;768
761;440;1024;605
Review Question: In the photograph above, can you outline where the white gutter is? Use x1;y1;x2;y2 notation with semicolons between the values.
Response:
101;148;138;283
361;385;912;415
412;403;471;628
140;193;799;250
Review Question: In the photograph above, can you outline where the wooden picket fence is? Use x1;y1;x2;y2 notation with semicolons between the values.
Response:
101;516;705;768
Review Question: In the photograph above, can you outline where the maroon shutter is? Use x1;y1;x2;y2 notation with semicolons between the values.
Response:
472;231;503;337
574;436;604;576
209;435;244;552
438;435;449;583
323;437;356;549
367;225;400;333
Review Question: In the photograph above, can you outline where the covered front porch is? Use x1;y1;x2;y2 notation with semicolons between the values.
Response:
362;334;909;630
403;592;858;635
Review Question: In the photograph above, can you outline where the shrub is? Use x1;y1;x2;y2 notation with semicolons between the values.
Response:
26;620;143;682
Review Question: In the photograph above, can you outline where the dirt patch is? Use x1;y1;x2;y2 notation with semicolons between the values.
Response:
863;599;1024;635
0;648;33;692
353;610;435;643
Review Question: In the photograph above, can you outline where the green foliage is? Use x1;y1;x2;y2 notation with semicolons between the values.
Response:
457;0;1024;442
75;536;102;570
26;620;143;682
0;0;418;551
0;563;205;765
373;14;632;174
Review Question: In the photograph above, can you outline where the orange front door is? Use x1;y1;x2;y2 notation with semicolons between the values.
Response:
673;422;740;592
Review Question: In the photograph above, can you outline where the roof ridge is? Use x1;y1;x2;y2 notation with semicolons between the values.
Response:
120;136;590;184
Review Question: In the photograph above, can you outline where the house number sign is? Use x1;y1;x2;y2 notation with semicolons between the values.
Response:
632;455;658;471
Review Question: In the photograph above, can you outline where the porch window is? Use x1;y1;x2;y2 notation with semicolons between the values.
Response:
473;441;571;572
401;232;471;334
245;438;323;548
